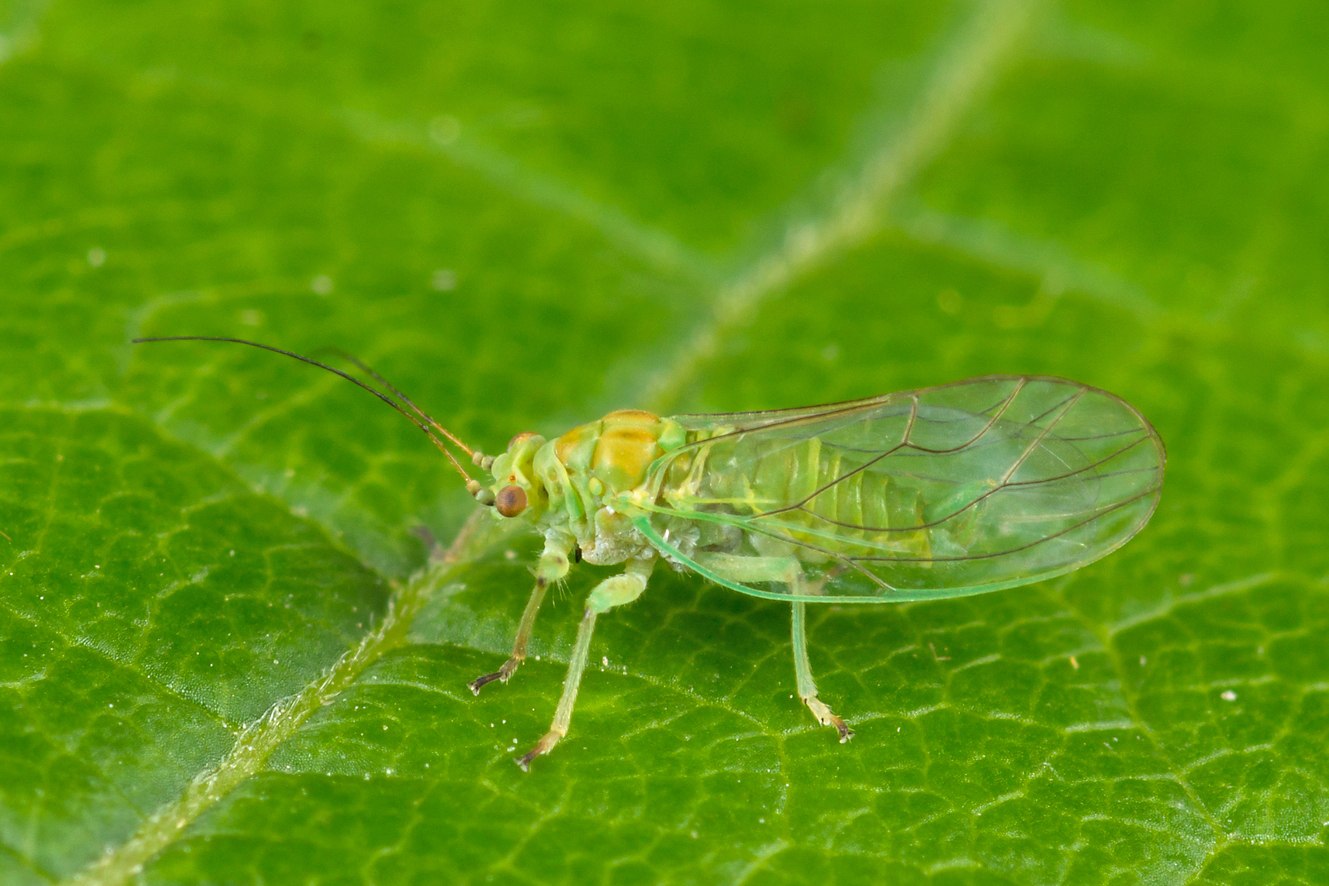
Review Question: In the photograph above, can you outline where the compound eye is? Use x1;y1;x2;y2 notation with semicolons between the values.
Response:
495;484;528;518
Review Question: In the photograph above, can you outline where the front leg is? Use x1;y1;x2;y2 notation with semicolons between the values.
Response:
517;556;654;770
469;532;574;694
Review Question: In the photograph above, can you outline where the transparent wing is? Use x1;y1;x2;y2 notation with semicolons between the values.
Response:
633;376;1165;603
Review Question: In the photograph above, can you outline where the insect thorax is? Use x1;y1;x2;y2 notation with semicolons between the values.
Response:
532;410;686;565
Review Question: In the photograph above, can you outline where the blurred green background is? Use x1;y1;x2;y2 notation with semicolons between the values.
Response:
2;0;1327;882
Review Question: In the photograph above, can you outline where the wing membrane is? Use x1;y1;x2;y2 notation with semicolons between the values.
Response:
635;376;1164;602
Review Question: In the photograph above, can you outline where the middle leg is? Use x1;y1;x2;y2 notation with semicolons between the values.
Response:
516;556;655;770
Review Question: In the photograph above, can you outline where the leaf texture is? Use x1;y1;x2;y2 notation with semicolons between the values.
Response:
1;0;1326;883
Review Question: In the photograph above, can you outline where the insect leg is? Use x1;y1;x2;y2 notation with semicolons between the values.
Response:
686;549;853;741
516;556;654;771
791;599;853;743
469;532;573;694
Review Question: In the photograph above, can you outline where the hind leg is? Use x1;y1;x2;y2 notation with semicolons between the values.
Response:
693;551;854;742
790;598;853;742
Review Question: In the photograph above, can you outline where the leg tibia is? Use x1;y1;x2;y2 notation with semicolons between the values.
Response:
517;608;596;770
468;576;548;694
791;600;853;743
469;533;574;695
517;557;654;770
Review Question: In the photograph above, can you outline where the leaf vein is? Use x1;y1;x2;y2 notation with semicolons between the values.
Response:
641;0;1044;411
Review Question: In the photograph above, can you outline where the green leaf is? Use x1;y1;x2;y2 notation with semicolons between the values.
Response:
3;0;1326;882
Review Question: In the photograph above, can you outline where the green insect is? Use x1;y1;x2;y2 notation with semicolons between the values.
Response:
135;337;1166;769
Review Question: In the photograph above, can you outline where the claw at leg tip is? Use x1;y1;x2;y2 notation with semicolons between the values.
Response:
468;671;504;695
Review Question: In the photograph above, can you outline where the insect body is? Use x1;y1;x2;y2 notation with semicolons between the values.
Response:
134;338;1166;770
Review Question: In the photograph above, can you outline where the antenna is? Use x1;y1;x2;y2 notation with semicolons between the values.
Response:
310;346;476;458
132;336;485;494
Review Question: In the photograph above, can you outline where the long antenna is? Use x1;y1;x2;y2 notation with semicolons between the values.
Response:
311;346;475;457
132;335;483;492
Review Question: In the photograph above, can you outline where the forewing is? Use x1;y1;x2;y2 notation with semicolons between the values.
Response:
669;392;894;432
640;376;1165;602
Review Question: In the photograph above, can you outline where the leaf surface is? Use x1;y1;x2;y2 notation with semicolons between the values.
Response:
1;0;1326;882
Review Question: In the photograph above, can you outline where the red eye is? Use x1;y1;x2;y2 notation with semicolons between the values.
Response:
495;485;528;518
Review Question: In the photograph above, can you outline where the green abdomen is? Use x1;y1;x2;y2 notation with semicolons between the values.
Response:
667;433;933;561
